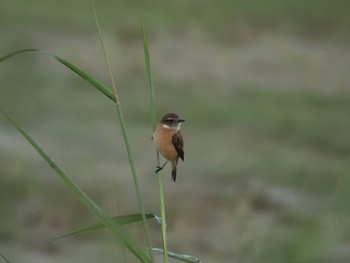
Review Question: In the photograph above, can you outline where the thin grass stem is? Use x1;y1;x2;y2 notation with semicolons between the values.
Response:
115;106;155;261
157;173;168;263
90;1;119;104
90;2;154;261
0;251;11;263
140;16;169;263
140;16;157;131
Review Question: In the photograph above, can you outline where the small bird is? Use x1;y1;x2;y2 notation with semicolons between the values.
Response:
152;113;185;182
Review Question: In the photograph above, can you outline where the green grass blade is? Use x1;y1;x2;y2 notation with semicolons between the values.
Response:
90;1;118;103
140;16;169;263
90;3;154;261
115;105;155;251
0;108;151;263
157;172;168;263
50;52;116;102
152;248;201;263
0;251;12;263
51;213;156;242
0;48;35;63
0;49;116;103
0;47;154;262
140;16;157;131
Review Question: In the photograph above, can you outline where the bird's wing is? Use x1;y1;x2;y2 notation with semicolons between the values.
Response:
172;131;184;161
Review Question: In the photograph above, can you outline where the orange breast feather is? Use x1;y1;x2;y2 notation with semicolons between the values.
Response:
154;127;178;161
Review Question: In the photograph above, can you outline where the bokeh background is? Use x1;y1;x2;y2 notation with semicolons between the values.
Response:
1;0;350;262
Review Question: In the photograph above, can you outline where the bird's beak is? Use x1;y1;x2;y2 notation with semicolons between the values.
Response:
178;119;185;123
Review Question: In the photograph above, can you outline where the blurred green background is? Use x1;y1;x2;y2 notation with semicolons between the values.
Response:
1;0;350;262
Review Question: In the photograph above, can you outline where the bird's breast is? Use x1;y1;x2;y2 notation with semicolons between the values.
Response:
153;127;178;161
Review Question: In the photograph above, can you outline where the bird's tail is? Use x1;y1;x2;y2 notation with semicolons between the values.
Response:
171;160;177;182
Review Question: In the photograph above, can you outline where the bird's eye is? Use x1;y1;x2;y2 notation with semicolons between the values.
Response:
168;118;174;124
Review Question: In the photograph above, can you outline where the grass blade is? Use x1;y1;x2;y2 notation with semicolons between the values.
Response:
1;49;153;254
0;49;116;103
157;172;168;263
51;213;156;242
90;1;118;103
0;252;12;263
152;248;201;263
140;16;157;131
0;108;151;263
140;15;169;263
115;105;156;253
1;48;154;261
90;3;154;261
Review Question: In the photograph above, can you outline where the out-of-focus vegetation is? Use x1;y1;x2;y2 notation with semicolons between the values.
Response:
1;1;350;262
2;0;350;39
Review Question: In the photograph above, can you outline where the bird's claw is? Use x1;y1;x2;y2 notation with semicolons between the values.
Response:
155;161;168;173
155;166;163;173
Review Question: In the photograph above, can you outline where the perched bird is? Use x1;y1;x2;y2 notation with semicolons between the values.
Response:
152;113;185;181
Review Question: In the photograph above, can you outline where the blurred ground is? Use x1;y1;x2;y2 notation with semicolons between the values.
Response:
1;1;350;263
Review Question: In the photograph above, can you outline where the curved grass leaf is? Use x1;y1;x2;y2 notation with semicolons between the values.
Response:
1;48;154;260
51;213;156;242
152;248;201;263
1;48;154;261
0;108;151;263
0;49;116;103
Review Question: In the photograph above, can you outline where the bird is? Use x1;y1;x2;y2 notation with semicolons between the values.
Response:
152;113;185;182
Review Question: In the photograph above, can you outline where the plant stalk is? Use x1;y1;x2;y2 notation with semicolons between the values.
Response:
140;14;169;263
91;1;154;261
116;105;154;261
157;171;168;263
